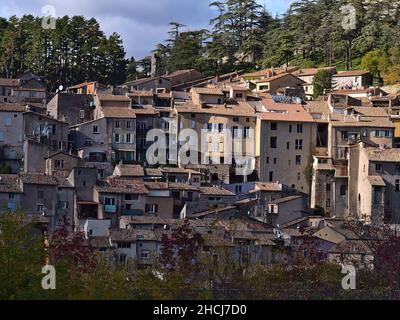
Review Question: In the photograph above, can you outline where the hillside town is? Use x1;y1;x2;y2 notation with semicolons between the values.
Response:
1;64;399;270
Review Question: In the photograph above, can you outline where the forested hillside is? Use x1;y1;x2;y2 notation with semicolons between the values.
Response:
1;0;400;90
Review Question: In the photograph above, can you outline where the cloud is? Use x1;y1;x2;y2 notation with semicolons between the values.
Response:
0;0;293;59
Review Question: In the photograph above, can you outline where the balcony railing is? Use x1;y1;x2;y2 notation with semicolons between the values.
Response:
104;205;117;213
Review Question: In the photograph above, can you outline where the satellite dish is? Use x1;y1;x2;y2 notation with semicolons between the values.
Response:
58;85;64;92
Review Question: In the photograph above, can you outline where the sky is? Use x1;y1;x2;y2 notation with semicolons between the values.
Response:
0;0;294;59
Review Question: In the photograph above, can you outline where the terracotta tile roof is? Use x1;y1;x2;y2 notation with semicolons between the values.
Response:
127;90;154;97
353;107;389;117
168;182;199;191
243;66;299;78
124;76;170;87
0;102;27;112
365;148;400;162
0;175;22;193
100;107;137;119
175;101;256;117
329;115;394;128
115;164;145;177
305;100;331;115
191;87;224;96
258;93;315;123
44;151;81;160
96;179;149;194
67;81;98;90
255;72;305;84
122;215;173;225
252;182;282;192
293;67;337;77
89;237;113;249
271;195;303;205
191;206;237;218
97;94;130;102
0;78;20;87
109;229;162;242
19;173;59;186
333;70;370;77
145;181;169;190
132;106;159;115
331;87;385;95
144;168;163;177
198;187;235;196
161;167;202;175
368;176;386;187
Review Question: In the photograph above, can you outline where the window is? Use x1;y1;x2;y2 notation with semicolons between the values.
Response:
270;137;277;149
269;171;274;182
233;117;239;123
232;126;239;138
375;163;382;172
289;125;292;133
236;93;243;99
218;124;224;133
141;250;150;259
139;122;147;130
126;133;132;143
296;155;302;165
127;121;132;129
114;133;120;143
117;243;131;249
93;125;99;134
105;198;115;206
326;184;331;192
235;185;242;194
37;204;44;212
119;254;127;264
326;199;331;208
340;184;347;196
266;157;270;164
396;180;400;192
271;122;277;130
79;110;85;119
244;127;251;138
115;120;120;128
0;132;4;141
297;124;303;133
295;139;303;150
125;194;139;201
187;192;194;201
396;165;400;174
274;158;277;164
59;201;68;209
37;191;44;199
145;204;158;213
5;117;11;126
54;159;64;168
172;191;180;200
297;172;301;181
8;193;14;199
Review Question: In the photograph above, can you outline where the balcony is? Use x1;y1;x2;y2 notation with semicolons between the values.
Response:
104;205;117;213
122;209;145;216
